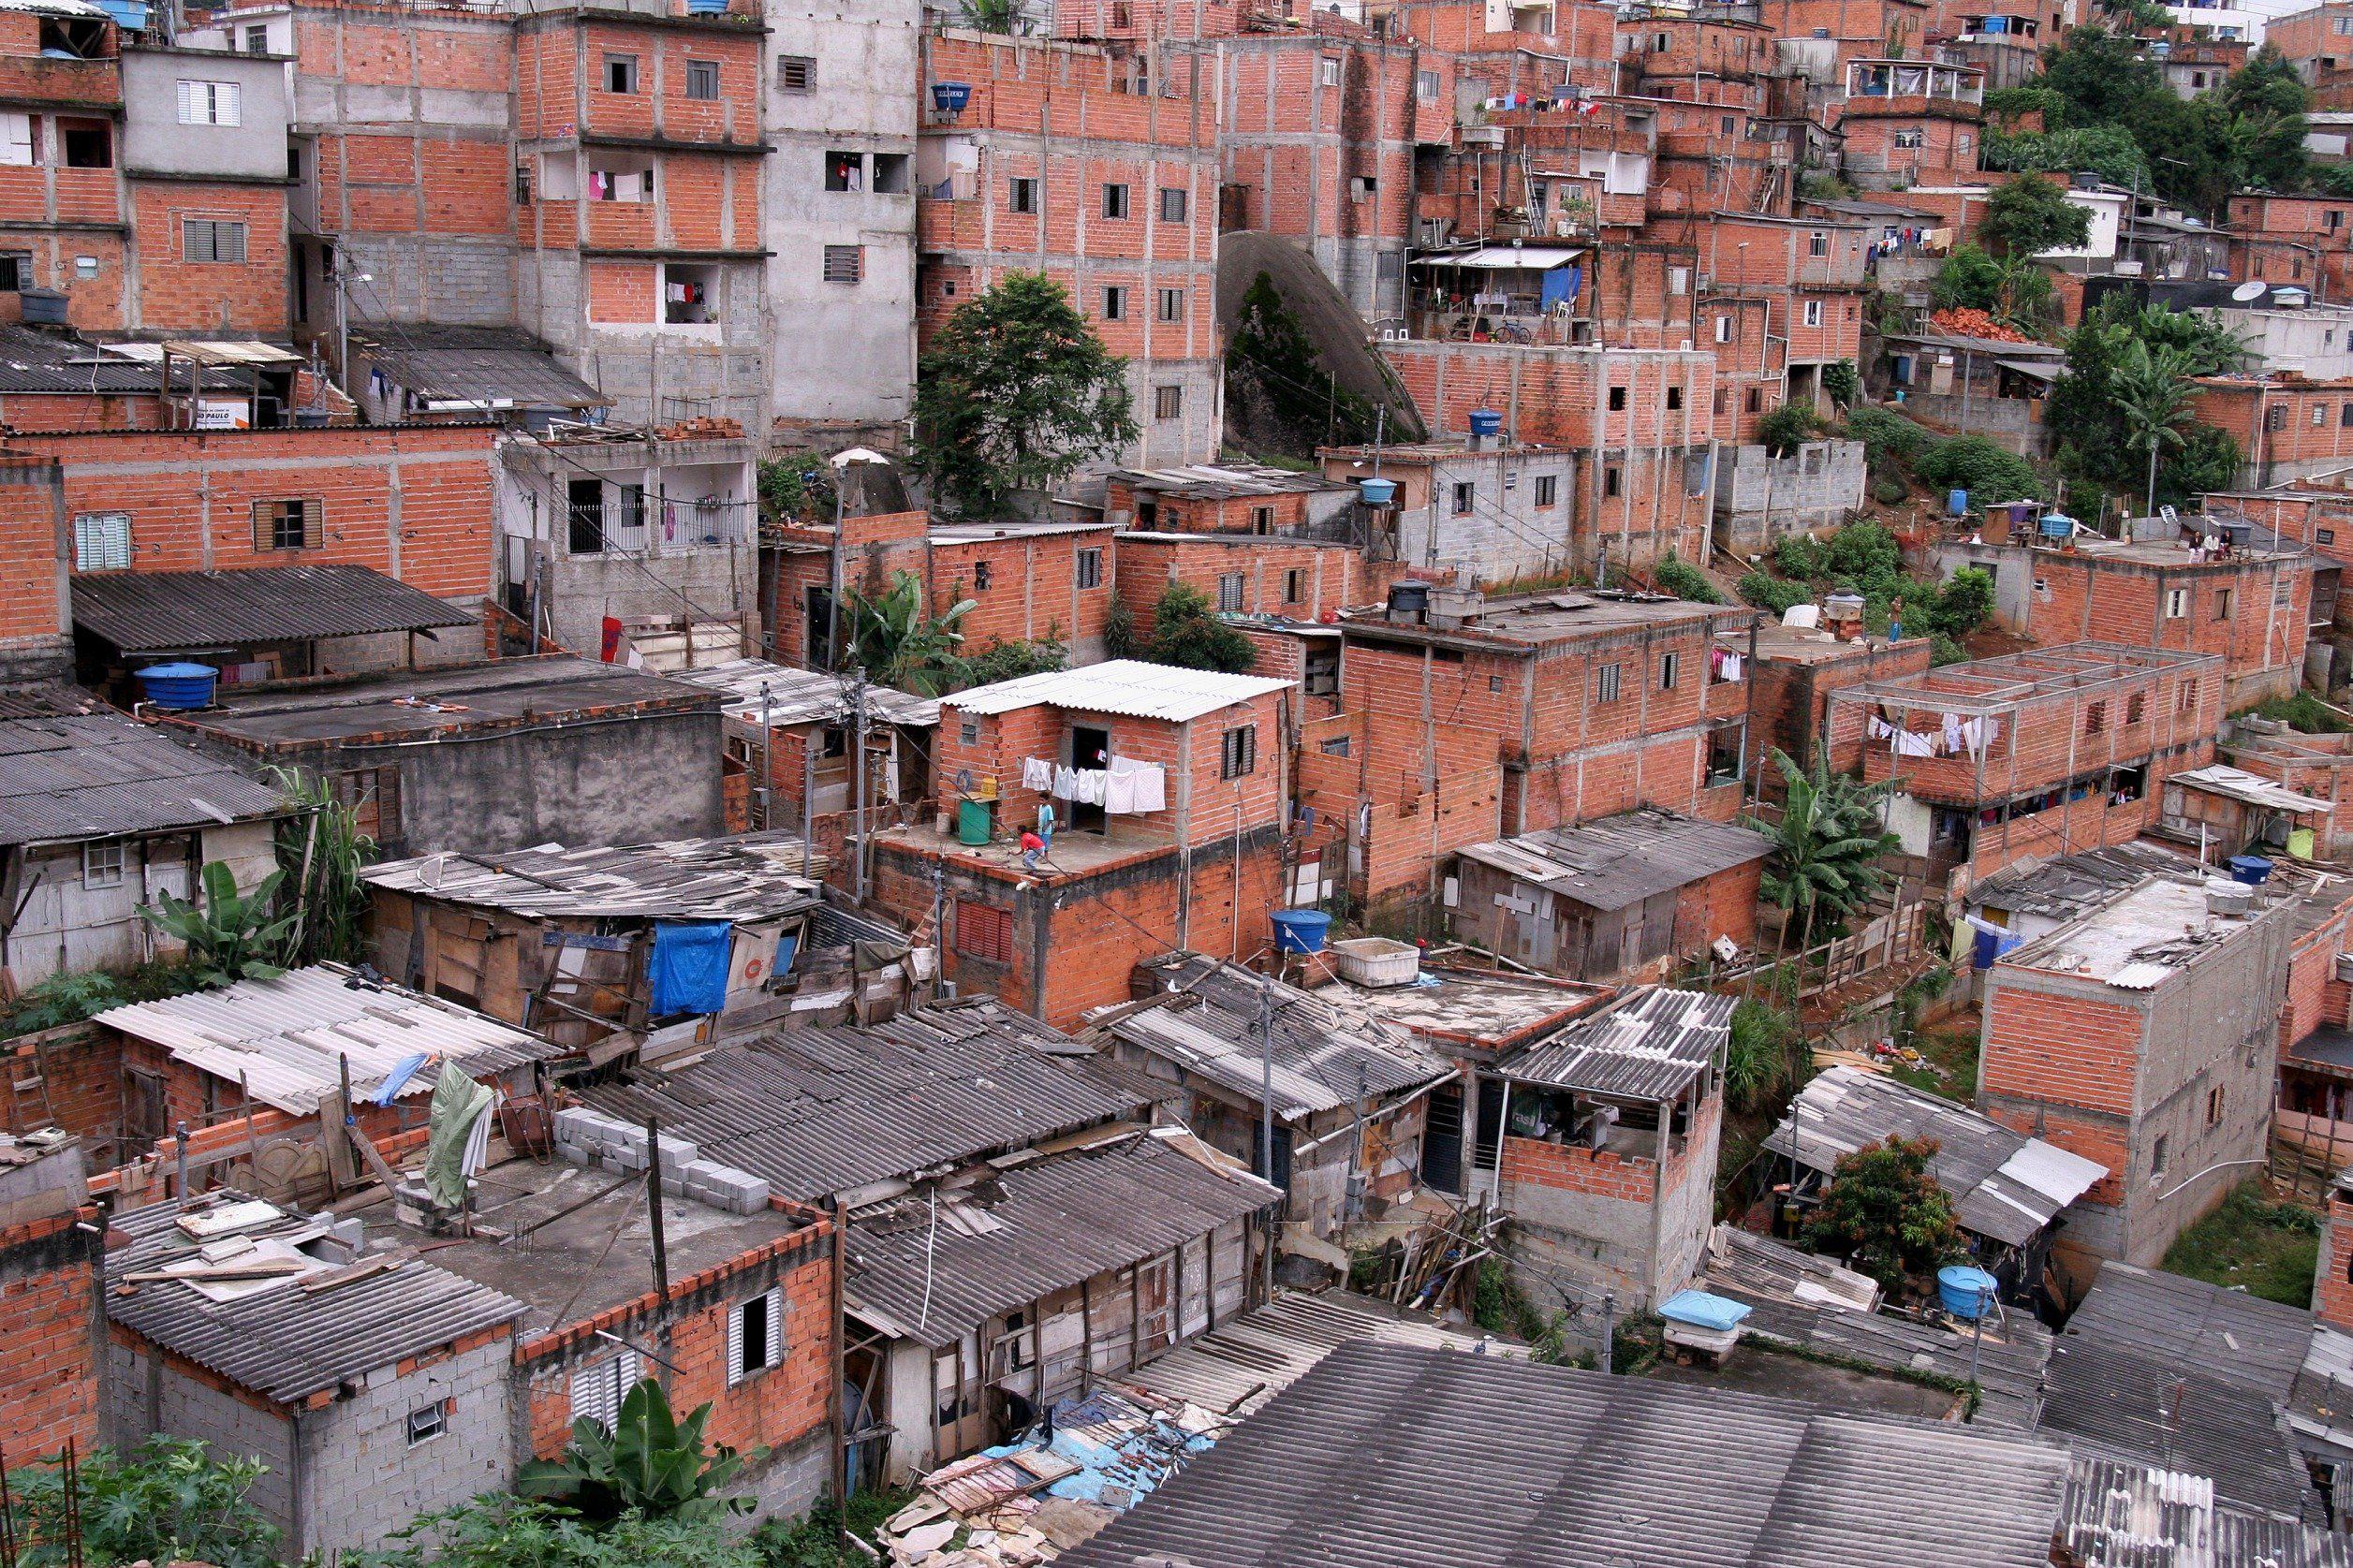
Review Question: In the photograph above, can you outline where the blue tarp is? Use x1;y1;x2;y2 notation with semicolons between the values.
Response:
1541;263;1582;311
1659;1290;1753;1332
649;920;732;1016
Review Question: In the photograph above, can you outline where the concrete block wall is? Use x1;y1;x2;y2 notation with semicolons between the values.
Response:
104;1338;301;1546
554;1106;774;1213
297;1337;516;1555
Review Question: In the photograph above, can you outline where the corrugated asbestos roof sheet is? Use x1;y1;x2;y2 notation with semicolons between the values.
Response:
0;709;287;845
2173;764;2336;814
582;1000;1149;1203
96;962;569;1114
356;325;609;409
72;565;477;653
1099;954;1451;1121
942;659;1292;722
1457;809;1772;911
2043;1263;2319;1524
105;1193;523;1405
845;1129;1280;1347
362;834;824;921
1500;986;1733;1102
1124;1289;1527;1418
666;658;940;729
0;324;244;394
2061;1457;2353;1567
1701;1226;2052;1429
1969;843;2198;922
1054;1339;2075;1568
1759;1065;2106;1247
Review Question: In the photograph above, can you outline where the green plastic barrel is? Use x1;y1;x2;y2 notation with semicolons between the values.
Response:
957;797;993;846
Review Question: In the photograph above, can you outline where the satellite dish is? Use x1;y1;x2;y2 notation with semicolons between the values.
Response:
2232;281;2268;302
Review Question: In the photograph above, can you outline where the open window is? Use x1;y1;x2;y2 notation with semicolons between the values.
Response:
587;153;654;203
663;261;718;324
871;152;910;194
59;118;110;169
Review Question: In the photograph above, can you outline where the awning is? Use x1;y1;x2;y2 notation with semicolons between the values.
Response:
1410;245;1584;271
2171;763;2332;814
72;565;478;654
1995;358;2063;383
99;341;307;369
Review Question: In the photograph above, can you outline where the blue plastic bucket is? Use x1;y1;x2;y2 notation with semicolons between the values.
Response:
136;662;217;711
1937;1265;1999;1318
1358;477;1397;506
1947;488;1969;517
1271;909;1331;954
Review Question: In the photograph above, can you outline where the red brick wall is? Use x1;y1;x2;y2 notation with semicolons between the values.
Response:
128;180;289;336
2011;550;2311;703
1979;983;2142;1208
926;528;1116;653
0;449;62;667
18;425;498;600
0;1207;102;1458
2319;1186;2353;1334
1112;534;1379;624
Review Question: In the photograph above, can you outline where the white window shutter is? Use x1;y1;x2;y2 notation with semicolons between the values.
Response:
0;113;32;166
176;80;195;123
727;1298;746;1386
765;1285;783;1370
217;82;241;126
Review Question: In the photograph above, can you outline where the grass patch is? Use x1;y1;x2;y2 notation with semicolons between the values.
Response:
1888;1020;1979;1103
2250;691;2350;735
2159;1181;2320;1309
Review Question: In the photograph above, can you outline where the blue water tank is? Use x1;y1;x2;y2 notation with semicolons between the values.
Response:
1947;488;1969;517
1467;408;1504;438
1358;477;1397;506
2228;855;2274;886
136;662;217;711
1937;1265;1999;1318
1271;909;1331;954
931;81;973;113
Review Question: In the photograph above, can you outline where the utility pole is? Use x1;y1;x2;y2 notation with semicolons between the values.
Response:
757;681;773;833
1600;1291;1616;1373
851;668;870;904
643;1115;670;1300
826;474;846;670
1257;980;1278;1300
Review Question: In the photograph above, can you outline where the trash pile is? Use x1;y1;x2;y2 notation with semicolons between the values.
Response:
876;1387;1226;1565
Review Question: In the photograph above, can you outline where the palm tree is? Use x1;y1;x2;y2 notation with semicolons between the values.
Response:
1744;747;1901;970
2114;339;2195;519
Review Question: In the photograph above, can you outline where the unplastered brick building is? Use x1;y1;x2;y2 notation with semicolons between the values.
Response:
1829;643;2224;890
915;32;1222;476
0;1134;104;1462
1979;868;2302;1272
869;659;1292;1026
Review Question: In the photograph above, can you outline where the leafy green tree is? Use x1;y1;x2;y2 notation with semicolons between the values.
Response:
3;1436;280;1568
353;1499;761;1568
1746;747;1901;960
1800;1135;1968;1295
1822;519;1900;581
960;0;1023;30
1724;998;1805;1116
1821;359;1860;411
1140;582;1256;673
841;569;977;695
756;454;833;525
1927;566;1995;639
140;862;296;988
1755;403;1823;458
519;1379;755;1524
2037;26;2163;131
1981;174;2091;256
2218;45;2311;193
1983;125;2150;191
1224;271;1377;454
1910;435;2044;506
269;765;377;966
911;271;1140;515
1930;243;2004;314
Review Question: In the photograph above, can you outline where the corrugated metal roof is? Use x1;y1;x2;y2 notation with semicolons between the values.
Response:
2060;1457;2353;1567
1760;1065;2106;1246
846;1129;1280;1347
1457;810;1772;912
1501;986;1733;1102
1123;1289;1528;1418
96;962;569;1114
0;709;287;846
942;659;1292;722
362;834;824;922
72;565;477;654
1054;1339;2076;1568
2172;764;2335;814
1969;843;2197;922
2044;1263;2320;1524
582;1000;1149;1203
356;325;609;409
1096;954;1450;1121
666;658;939;729
105;1193;523;1404
0;325;247;395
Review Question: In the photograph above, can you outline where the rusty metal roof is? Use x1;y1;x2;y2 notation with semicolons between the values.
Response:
1458;809;1771;913
71;565;476;654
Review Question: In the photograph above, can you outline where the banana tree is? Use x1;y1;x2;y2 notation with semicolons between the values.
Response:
517;1378;756;1522
139;862;298;988
843;568;978;695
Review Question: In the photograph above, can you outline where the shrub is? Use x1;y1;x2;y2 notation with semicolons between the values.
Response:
1823;520;1901;582
1756;402;1825;458
1911;434;2042;505
1927;566;1995;638
1653;552;1723;604
1771;534;1831;579
1931;632;1969;667
3;1436;280;1568
1844;407;1928;469
1739;571;1814;615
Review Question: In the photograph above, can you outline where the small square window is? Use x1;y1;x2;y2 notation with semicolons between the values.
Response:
1159;186;1187;223
1803;300;1823;327
1283;568;1302;604
1217;572;1244;612
1488;674;1503;693
1102;183;1130;219
1251;505;1273;534
1158;286;1184;322
2166;586;2190;618
825;150;863;192
1221;724;1257;778
2207;1084;2226;1126
604;53;640;94
2215;588;2234;621
960;718;980;745
973;560;993;591
73;510;129;570
1452;481;1474;515
1008;176;1037;213
243;22;268;50
1713;315;1732;344
1596;662;1622;703
2322;528;2338;545
183;218;248;264
82;841;124;889
252;498;321;551
1319;56;1340;85
2126;691;2146;724
955;901;1013;962
685;59;720;100
1666;386;1683;411
1078;546;1104;589
778;53;814;90
1808;230;1827;256
407;1402;447;1445
1154;384;1181;419
1659;651;1679;690
1103;286;1127;320
1349;174;1376;202
822;244;862;284
2318;404;2330;428
1604;465;1622;497
728;1286;783;1385
1535;474;1557;506
2085;700;2105;736
1417;68;1439;100
1608;386;1627;411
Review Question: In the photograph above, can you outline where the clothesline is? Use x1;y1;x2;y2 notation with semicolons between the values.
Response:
1868;711;1998;759
1017;755;1168;814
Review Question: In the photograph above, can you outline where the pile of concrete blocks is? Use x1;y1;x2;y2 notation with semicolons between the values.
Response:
552;1107;771;1214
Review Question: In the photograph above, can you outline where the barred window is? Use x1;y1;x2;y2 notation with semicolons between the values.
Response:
821;245;862;284
252;498;322;551
955;901;1013;963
